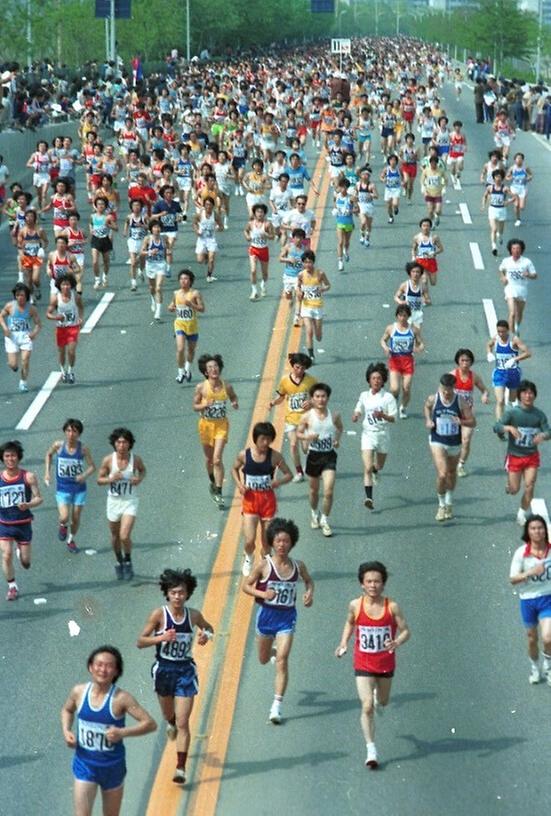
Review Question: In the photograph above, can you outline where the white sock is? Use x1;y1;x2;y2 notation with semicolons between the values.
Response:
184;361;190;373
154;303;161;318
67;533;73;543
320;514;328;524
531;657;541;670
178;367;185;377
131;278;136;286
543;653;551;670
445;490;453;504
437;493;446;508
311;508;318;518
251;284;257;294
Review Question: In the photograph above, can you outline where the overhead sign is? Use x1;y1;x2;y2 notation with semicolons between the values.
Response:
331;38;351;54
311;0;335;11
95;0;132;19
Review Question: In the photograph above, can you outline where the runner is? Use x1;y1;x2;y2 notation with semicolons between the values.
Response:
44;419;96;553
61;645;156;815
356;165;377;247
0;439;43;601
333;177;358;272
278;227;305;325
16;209;48;299
193;197;223;283
335;560;410;769
420;155;446;225
61;211;87;295
150;184;182;276
193;353;239;508
244;203;275;301
167;269;205;383
46;273;84;384
482;169;516;256
123;200;148;292
424;373;475;521
0;283;41;392
494;380;550;526
231;422;292;576
411;218;443;305
394;261;428;329
498;239;537;335
380;304;424;419
47;235;82;294
448;120;467;187
487;319;531;419
509;515;551;685
281;195;317;248
270;352;317;482
242;518;314;724
141;222;168;322
352;362;398;511
399;132;418;203
137;568;213;784
450;349;489;478
379;154;402;225
90;196;117;289
26;140;52;211
295;249;331;361
297;383;343;537
505;152;532;227
97;428;147;579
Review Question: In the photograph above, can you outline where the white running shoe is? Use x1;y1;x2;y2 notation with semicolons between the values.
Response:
93;279;101;290
457;462;467;478
320;518;332;537
292;472;304;483
18;381;29;392
399;406;408;419
249;290;259;301
365;743;379;769
435;506;447;522
172;768;186;784
241;553;253;577
444;504;453;520
310;511;320;529
514;219;521;227
166;722;177;740
529;665;542;685
260;281;266;297
517;507;527;526
269;702;282;724
337;259;344;272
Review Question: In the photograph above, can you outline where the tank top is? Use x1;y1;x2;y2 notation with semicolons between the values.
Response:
335;194;353;226
56;441;86;493
50;253;71;282
91;213;109;238
56;291;79;328
416;234;435;258
430;392;462;446
52;195;70;226
108;452;136;498
385;167;401;190
402;145;417;164
305;409;336;453
250;222;268;248
353;596;397;673
243;448;273;491
201;380;228;420
0;469;33;524
405;281;423;312
22;230;41;256
357;182;374;205
146;237;166;263
198;212;216;239
75;683;125;767
389;324;414;356
174;290;198;334
494;336;518;369
67;228;85;256
33;152;50;173
7;302;31;333
510;166;527;187
256;555;299;609
453;369;474;405
154;606;194;666
284;244;303;278
489;185;505;208
301;269;323;308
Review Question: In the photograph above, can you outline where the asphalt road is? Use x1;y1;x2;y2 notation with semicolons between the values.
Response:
0;77;550;816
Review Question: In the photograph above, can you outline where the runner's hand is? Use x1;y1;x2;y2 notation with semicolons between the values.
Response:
264;588;277;601
160;628;177;643
105;726;124;743
64;730;77;748
335;645;347;658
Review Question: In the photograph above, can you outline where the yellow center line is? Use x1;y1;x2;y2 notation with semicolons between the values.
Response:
146;149;330;815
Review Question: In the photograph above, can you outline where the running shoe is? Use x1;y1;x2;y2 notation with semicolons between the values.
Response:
206;274;218;282
310;511;320;529
435;506;447;522
115;563;124;580
269;702;282;724
433;214;439;226
61;371;69;383
130;282;137;292
66;539;78;554
388;215;394;224
491;244;497;257
260;282;266;297
529;665;542;685
292;472;304;483
122;561;134;580
364;497;374;510
241;554;253;577
173;768;186;784
93;279;101;290
166;722;177;740
399;406;408;419
359;236;365;245
364;236;370;247
457;462;467;478
182;213;188;221
365;744;379;769
6;585;18;601
517;508;527;526
58;523;68;541
67;372;75;384
444;504;453;520
320;519;332;537
184;371;192;382
213;493;225;510
337;259;344;272
176;373;185;384
18;381;29;393
394;207;399;216
514;219;521;227
249;291;260;301
344;252;350;263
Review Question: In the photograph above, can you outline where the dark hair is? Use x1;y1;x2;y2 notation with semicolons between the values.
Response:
278;172;290;182
507;238;525;254
266;518;299;549
302;250;315;263
309;382;331;398
288;352;312;369
55;273;77;290
496;319;509;329
518;379;537;398
68;210;80;220
395;303;411;317
366;362;388;384
108;427;136;448
63;418;84;434
178;268;195;284
405;261;423;276
159;568;197;599
12;283;31;300
252;421;276;443
87;645;123;681
93;196;109;207
454;348;474;365
522;514;549;543
0;440;24;461
419;217;432;228
358;560;388;584
440;373;456;388
198;353;224;376
252;203;268;215
291;228;306;239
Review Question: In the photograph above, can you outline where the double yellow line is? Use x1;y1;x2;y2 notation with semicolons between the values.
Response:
146;149;331;816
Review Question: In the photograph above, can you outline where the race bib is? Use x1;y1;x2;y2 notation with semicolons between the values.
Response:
358;624;392;653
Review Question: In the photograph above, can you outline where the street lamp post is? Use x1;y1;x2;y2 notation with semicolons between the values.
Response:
186;0;191;61
535;0;543;83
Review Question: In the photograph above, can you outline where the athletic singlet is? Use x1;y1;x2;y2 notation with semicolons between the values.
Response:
453;369;474;405
494;336;518;369
416;235;436;258
305;409;336;453
405;281;423;312
334;194;353;225
384;167;401;190
56;441;86;493
91;213;109;238
389;324;414;356
75;683;125;766
22;230;41;256
357;182;374;204
7;301;31;333
201;381;228;420
197;212;216;239
0;469;33;524
56;291;79;328
354;596;397;674
430;392;462;446
67;228;85;256
510;166;527;188
301;269;323;308
145;237;166;263
154;606;194;666
256;555;298;610
284;244;303;278
243;447;273;491
250;222;268;248
108;452;136;498
174;290;198;334
488;185;505;208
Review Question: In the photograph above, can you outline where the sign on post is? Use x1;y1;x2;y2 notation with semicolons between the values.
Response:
95;0;132;19
311;0;335;11
331;38;351;54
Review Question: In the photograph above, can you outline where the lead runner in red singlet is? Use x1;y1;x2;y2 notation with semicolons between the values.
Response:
335;561;410;769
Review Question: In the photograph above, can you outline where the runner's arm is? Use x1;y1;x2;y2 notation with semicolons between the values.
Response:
44;440;62;485
335;600;357;656
386;601;410;652
298;560;314;607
